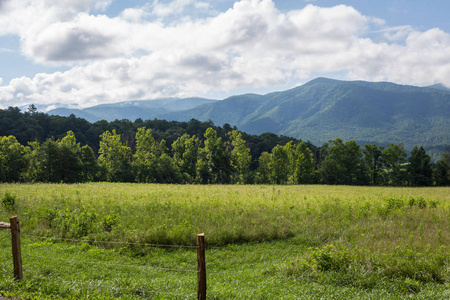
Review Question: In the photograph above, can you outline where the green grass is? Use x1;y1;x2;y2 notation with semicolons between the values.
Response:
0;183;449;299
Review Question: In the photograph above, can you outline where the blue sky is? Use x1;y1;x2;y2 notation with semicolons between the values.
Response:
0;0;449;110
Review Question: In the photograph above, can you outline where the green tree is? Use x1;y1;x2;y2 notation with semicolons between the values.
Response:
269;144;290;184
80;145;98;182
407;146;433;186
98;130;133;182
434;150;450;186
195;148;211;184
228;130;252;184
0;136;27;182
256;152;271;184
132;128;156;182
363;143;384;185
58;131;82;183
197;128;230;184
153;153;182;183
292;141;315;184
172;133;199;182
22;141;40;182
382;143;408;186
320;139;367;185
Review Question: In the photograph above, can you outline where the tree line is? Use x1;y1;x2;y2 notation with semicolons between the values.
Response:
0;106;449;186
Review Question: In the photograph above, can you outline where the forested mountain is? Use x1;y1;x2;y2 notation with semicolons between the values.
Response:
160;78;450;157
49;78;450;159
49;98;217;123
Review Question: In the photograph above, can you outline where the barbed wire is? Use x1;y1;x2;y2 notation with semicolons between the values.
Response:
24;253;198;273
206;245;306;252
22;234;197;249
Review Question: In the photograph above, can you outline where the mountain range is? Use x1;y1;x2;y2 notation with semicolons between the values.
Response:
49;78;450;157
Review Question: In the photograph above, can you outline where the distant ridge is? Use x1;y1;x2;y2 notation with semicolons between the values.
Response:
49;78;450;159
49;97;217;123
427;83;450;92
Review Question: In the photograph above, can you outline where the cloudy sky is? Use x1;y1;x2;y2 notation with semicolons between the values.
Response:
0;0;449;110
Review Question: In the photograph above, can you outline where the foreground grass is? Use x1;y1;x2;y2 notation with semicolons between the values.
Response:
0;183;449;299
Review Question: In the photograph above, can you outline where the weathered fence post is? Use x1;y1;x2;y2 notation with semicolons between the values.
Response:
10;216;23;280
197;233;206;300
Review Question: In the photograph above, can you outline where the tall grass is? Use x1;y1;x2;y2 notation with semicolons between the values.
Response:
1;184;448;249
0;183;448;298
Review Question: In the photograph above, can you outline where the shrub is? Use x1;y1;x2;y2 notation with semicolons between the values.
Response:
1;192;16;212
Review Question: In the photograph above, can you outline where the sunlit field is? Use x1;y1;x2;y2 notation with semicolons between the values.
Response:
0;183;449;299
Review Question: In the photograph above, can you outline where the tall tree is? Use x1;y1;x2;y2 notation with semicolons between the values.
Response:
434;150;450;186
319;139;367;185
269;144;290;184
172;133;199;182
198;128;230;184
98;130;133;182
292;141;315;184
407;146;433;186
363;143;384;185
0;136;27;182
58;131;83;183
132;127;156;182
256;152;271;184
80;145;98;182
382;143;408;186
228;130;252;184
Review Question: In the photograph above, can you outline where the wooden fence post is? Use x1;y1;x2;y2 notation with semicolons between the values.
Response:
197;233;206;300
10;216;23;281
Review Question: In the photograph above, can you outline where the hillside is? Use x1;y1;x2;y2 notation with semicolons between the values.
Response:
49;98;217;123
49;78;450;156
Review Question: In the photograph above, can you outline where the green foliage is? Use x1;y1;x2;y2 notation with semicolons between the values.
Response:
228;130;252;184
320;139;368;185
383;143;408;185
408;146;433;186
0;107;448;186
363;143;384;185
0;135;27;182
98;130;133;182
198;127;231;184
172;133;199;182
1;191;16;212
292;141;315;184
269;144;291;184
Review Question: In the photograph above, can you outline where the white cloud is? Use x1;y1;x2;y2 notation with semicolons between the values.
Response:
0;0;449;110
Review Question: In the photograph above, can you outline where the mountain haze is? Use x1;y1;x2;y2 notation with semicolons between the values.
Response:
49;78;450;156
49;98;217;123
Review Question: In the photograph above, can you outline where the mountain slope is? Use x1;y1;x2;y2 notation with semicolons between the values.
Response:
49;98;217;123
159;78;450;155
48;78;450;157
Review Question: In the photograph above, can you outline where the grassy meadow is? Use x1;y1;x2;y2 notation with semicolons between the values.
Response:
0;183;449;299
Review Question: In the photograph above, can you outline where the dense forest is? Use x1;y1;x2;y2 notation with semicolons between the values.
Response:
0;106;449;186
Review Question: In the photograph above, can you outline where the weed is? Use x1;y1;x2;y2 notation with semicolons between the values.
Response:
1;191;16;212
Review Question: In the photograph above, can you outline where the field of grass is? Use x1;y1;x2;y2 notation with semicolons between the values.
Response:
0;183;449;299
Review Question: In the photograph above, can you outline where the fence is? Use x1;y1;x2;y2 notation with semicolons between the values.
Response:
1;216;207;299
1;216;450;299
0;216;22;280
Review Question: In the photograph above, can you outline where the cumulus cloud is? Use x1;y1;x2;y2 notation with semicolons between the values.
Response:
0;0;449;110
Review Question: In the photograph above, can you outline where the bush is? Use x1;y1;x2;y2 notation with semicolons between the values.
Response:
1;192;16;212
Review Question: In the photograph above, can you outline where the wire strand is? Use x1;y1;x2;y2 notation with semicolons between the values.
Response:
23;234;197;249
24;253;198;273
